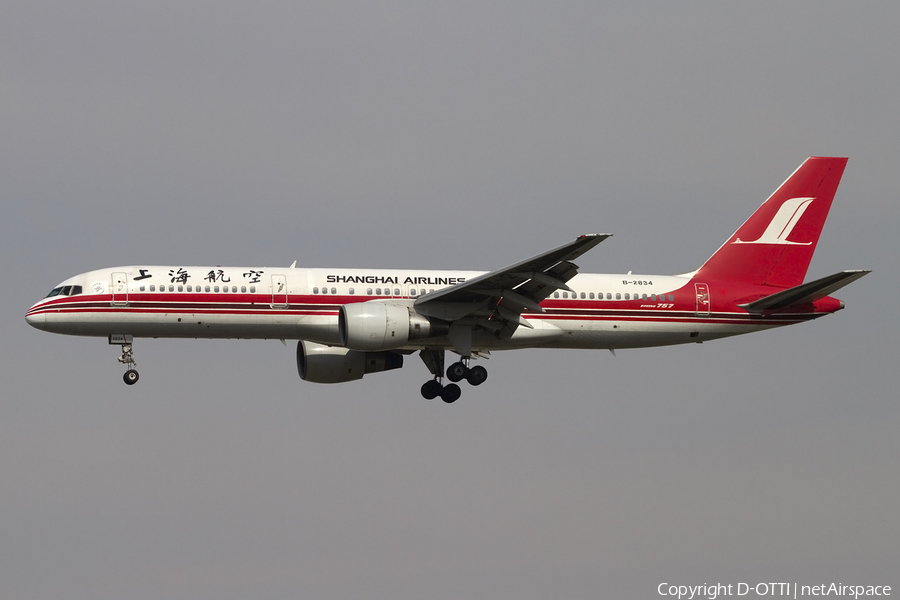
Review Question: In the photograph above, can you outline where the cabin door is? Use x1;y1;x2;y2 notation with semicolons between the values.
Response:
271;274;288;308
694;283;710;317
111;272;129;306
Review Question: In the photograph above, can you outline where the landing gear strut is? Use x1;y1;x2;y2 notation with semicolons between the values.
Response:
419;351;488;403
110;334;139;385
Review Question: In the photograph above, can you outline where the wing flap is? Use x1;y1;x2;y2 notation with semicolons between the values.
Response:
414;234;610;324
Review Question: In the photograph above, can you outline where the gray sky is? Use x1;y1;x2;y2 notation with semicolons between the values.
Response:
2;2;898;598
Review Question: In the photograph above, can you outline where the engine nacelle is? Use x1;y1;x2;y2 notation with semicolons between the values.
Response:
297;341;403;384
339;301;447;351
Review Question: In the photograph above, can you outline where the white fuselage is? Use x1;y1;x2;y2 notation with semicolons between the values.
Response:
26;265;801;352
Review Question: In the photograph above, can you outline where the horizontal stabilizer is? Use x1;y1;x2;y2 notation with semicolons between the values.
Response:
738;270;871;313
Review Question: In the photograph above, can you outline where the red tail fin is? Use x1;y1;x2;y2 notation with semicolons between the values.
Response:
694;157;848;288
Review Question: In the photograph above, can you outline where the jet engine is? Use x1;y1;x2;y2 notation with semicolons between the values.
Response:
339;302;447;351
297;340;403;384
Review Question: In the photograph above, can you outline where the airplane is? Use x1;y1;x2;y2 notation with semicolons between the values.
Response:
26;157;869;403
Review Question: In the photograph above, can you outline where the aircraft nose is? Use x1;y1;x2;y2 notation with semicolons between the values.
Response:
25;310;46;330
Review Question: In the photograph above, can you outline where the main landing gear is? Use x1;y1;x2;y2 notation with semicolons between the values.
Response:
446;361;488;386
419;350;488;403
420;379;461;403
110;334;139;385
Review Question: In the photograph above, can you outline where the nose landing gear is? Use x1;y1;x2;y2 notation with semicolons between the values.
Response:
110;334;139;385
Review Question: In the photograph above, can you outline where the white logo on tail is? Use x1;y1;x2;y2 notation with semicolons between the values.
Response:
733;197;815;245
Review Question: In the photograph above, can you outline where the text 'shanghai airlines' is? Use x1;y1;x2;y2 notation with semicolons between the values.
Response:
27;157;869;403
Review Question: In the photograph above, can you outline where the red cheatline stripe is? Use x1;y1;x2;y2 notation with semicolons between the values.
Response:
28;295;820;323
32;306;811;326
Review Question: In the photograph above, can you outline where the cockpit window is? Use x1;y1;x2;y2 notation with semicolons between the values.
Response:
45;285;84;298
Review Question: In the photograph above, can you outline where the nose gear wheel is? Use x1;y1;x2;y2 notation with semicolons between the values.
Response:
115;341;140;385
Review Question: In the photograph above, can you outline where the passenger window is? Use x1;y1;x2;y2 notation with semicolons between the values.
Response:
250;286;256;293
349;288;355;295
232;286;237;293
333;288;338;295
589;292;594;299
186;285;191;292
553;292;559;298
178;285;183;292
366;288;373;295
214;286;220;292
150;285;156;292
223;286;229;293
642;294;647;300
581;292;586;299
241;286;246;293
669;294;675;301
140;285;146;291
375;288;382;295
410;288;417;296
168;285;174;292
313;287;319;294
615;293;621;300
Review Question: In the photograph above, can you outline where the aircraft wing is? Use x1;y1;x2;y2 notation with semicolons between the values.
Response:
414;233;611;327
738;269;871;313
